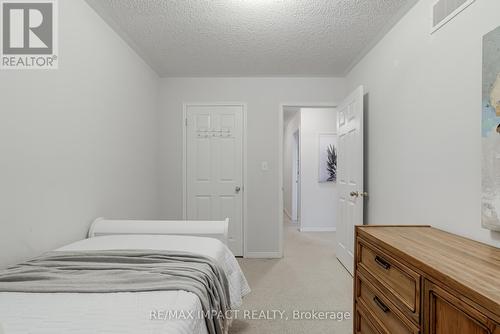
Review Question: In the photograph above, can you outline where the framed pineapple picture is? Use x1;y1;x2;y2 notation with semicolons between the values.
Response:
318;134;337;183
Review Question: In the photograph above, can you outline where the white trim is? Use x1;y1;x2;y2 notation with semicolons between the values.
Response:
283;209;292;220
279;105;284;259
242;105;248;258
182;104;187;220
279;103;337;259
244;251;282;259
300;227;337;232
430;0;476;34
182;103;248;257
291;129;300;222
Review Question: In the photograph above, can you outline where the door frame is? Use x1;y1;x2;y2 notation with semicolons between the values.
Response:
182;103;248;256
278;103;337;257
291;129;300;222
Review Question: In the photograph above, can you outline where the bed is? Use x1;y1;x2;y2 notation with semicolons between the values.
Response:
0;219;250;334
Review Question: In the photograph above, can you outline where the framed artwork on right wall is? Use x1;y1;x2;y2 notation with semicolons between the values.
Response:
481;25;500;231
318;134;337;183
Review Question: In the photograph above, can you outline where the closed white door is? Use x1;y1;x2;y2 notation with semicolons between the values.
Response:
336;86;364;275
186;105;244;256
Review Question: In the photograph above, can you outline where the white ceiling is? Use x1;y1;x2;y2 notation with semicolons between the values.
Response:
85;0;416;77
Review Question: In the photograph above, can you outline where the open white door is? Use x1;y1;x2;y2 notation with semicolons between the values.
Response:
336;86;364;275
185;105;244;256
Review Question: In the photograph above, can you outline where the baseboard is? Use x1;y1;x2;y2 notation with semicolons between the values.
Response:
299;227;336;232
244;251;282;259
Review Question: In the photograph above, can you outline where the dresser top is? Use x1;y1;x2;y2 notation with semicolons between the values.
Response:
357;226;500;314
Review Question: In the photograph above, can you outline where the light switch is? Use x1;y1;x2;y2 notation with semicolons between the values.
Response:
261;161;269;171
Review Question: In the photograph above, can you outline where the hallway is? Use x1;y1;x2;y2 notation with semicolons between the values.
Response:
232;219;353;333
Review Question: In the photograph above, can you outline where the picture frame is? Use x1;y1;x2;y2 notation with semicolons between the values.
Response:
318;133;337;183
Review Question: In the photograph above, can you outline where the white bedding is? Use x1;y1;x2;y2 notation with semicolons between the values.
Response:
0;235;250;334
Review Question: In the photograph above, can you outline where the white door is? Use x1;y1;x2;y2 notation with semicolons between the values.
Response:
185;105;244;256
336;86;364;275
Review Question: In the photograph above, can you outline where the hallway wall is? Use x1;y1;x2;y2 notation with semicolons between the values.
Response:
300;108;338;231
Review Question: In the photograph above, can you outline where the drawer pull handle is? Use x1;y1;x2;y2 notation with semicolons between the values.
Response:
373;296;390;313
375;256;391;270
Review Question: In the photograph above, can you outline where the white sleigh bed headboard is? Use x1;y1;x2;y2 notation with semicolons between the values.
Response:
88;218;230;245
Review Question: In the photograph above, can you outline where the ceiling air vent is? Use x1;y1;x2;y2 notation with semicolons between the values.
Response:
432;0;475;33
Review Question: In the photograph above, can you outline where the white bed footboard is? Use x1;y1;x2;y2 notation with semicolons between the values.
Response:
88;218;230;245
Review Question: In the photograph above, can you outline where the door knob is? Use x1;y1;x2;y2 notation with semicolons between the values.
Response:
350;191;359;197
235;186;241;193
360;192;369;197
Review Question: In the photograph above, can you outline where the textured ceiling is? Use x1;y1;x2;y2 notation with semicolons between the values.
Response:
85;0;415;77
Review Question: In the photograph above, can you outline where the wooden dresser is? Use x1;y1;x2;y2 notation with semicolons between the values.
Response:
354;226;500;334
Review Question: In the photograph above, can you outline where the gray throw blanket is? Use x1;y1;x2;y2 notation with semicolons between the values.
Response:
0;250;231;334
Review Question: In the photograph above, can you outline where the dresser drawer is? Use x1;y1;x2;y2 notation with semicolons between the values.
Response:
357;272;419;334
356;302;382;334
423;280;500;334
357;238;421;317
354;226;500;334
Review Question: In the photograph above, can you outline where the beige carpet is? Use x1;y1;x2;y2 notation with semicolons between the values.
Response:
231;219;353;333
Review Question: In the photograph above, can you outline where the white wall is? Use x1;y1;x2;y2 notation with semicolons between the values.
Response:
346;0;500;246
300;108;338;231
0;0;161;268
283;111;301;219
159;78;346;256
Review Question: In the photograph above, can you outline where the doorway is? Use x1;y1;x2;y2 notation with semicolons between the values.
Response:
280;104;337;241
279;91;365;271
